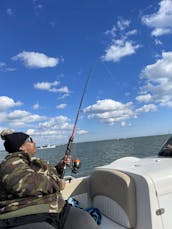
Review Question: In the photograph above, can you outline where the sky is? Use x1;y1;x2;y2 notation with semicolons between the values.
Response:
1;0;172;149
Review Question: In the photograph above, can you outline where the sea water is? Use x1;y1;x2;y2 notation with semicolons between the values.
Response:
0;134;170;177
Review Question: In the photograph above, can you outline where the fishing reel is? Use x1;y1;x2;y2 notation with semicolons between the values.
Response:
64;159;81;183
71;159;81;174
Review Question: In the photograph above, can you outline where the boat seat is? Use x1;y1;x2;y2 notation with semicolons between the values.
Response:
89;169;136;229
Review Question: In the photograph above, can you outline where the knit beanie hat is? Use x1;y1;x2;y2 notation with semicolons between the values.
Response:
1;130;29;153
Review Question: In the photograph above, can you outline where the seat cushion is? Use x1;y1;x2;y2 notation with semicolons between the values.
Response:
99;215;126;229
93;196;131;228
90;169;136;228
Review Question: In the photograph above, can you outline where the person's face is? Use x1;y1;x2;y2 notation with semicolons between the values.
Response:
19;137;36;156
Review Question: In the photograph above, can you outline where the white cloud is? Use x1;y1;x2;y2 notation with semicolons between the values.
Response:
50;86;70;94
26;128;64;138
102;18;140;62
0;96;45;128
26;128;69;146
0;96;22;112
58;94;70;100
136;104;157;113
84;99;135;125
56;104;67;109
154;39;163;45
126;29;137;36
0;104;73;145
105;25;116;37
34;81;60;90
117;19;130;31
105;18;130;37
12;51;59;68
0;113;74;147
34;81;70;96
38;116;71;130
136;94;152;103
26;116;74;145
0;62;16;72
77;130;88;135
0;113;7;123
102;40;140;62
84;98;159;126
142;0;172;36
6;110;46;127
0;95;81;146
139;51;172;107
121;121;126;127
32;103;40;110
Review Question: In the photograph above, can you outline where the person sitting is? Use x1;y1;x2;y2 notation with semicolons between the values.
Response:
158;136;172;157
0;129;98;229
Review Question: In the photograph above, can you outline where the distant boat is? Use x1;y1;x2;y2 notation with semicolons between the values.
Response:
37;144;56;150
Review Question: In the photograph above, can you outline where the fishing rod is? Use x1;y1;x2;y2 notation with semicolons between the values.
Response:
64;64;94;176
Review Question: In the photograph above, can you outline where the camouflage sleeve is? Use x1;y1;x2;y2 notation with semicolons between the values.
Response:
31;158;64;190
1;157;61;197
47;164;65;190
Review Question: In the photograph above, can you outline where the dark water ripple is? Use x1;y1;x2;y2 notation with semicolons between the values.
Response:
0;134;170;177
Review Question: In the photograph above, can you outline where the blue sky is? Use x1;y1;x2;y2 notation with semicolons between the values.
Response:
1;0;172;148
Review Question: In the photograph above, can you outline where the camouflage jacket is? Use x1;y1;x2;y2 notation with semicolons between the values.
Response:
0;152;65;219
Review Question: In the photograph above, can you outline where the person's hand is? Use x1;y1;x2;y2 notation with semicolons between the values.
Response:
59;155;71;167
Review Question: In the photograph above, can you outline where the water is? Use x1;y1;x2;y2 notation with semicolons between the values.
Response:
0;134;170;177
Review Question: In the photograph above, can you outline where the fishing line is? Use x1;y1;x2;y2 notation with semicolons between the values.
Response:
102;62;116;82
